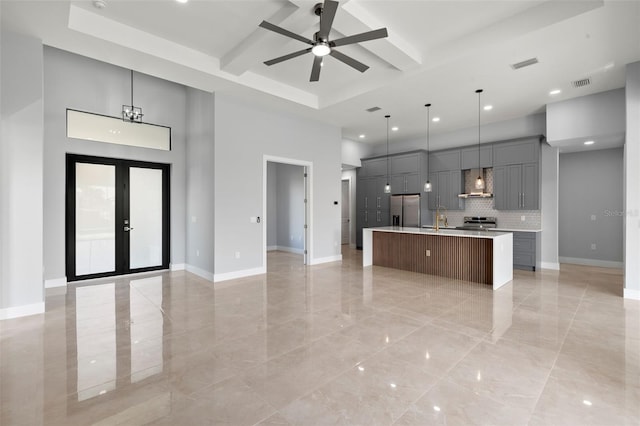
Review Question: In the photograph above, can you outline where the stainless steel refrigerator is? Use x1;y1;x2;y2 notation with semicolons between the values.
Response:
390;194;420;227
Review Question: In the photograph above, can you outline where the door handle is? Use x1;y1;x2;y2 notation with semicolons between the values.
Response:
124;226;134;232
522;193;525;208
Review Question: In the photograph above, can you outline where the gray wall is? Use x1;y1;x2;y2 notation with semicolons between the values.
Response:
43;47;188;281
0;31;44;314
185;88;215;278
541;143;559;268
625;61;640;297
214;92;342;276
559;148;624;265
276;163;305;252
547;89;625;143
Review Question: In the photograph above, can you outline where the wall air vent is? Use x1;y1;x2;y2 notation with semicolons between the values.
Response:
510;57;539;70
572;77;591;88
366;106;381;112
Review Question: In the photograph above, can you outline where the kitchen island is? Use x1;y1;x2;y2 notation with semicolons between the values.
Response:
363;227;513;289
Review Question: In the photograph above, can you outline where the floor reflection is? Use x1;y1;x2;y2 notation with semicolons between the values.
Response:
1;248;638;425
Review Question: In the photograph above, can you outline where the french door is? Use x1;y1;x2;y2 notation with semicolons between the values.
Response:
66;154;170;281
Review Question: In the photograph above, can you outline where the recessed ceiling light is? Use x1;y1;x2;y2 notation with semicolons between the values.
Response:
584;140;595;145
359;134;365;139
391;126;399;132
176;0;188;3
549;89;561;95
483;105;493;111
432;117;440;122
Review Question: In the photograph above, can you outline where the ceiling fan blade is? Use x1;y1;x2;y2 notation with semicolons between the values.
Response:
310;56;323;82
264;48;312;66
318;0;339;40
259;20;314;45
331;28;388;47
329;50;369;73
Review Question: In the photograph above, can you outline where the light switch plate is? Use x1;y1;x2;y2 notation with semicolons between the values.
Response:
591;215;596;221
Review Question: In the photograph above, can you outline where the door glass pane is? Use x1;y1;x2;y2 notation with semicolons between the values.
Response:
76;163;116;275
129;167;163;269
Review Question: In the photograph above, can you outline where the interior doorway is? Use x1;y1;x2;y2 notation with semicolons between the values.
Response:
66;154;170;281
341;179;350;245
265;159;309;266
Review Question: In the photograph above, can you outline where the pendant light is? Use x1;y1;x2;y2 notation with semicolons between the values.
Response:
384;114;391;193
122;70;143;123
475;89;485;190
423;103;432;192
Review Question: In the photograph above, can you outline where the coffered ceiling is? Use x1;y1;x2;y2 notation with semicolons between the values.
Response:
2;0;639;148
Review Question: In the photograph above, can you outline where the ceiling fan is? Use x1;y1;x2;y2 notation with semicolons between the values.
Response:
259;0;388;82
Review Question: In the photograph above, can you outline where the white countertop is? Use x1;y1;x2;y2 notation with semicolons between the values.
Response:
421;226;541;233
370;226;510;239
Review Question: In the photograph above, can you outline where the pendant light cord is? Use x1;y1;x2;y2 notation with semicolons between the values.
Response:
425;104;430;177
386;114;390;181
131;70;134;107
477;89;482;170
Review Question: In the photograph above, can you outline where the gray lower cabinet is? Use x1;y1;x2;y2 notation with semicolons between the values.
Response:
493;163;539;210
427;170;464;211
512;231;541;271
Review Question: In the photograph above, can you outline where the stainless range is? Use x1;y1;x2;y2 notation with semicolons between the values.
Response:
456;216;497;231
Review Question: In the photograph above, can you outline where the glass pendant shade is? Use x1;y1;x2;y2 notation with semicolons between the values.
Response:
475;175;485;190
384;183;391;193
424;180;432;192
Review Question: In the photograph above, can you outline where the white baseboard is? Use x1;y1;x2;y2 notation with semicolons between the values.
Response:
45;277;67;288
309;254;342;265
185;264;214;282
268;245;304;255
541;262;560;270
214;266;266;283
624;288;640;300
0;302;45;320
559;257;623;269
170;263;185;271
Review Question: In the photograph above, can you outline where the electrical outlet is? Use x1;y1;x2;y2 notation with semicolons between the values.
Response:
196;249;200;257
591;215;596;221
521;215;525;221
591;243;596;250
191;216;197;223
235;251;240;259
426;249;431;257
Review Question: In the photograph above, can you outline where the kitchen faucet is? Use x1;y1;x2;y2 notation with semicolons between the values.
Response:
434;205;448;232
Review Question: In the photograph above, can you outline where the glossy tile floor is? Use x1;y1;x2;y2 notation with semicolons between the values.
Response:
1;247;639;425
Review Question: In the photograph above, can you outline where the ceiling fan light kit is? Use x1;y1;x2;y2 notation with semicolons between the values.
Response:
259;0;388;82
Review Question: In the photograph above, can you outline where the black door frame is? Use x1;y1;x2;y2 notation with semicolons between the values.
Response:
66;154;170;281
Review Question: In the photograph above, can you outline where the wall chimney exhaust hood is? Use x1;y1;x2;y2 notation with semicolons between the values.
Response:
459;168;493;198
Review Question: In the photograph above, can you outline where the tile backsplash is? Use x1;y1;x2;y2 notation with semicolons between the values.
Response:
432;168;541;230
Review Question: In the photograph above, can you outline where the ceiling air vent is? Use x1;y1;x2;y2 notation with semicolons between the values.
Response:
572;77;591;88
366;106;381;112
510;57;538;70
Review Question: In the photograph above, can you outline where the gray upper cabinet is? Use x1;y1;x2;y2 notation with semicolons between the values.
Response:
493;163;539;210
493;138;540;166
390;173;420;194
429;150;461;172
427;170;464;210
361;158;388;177
391;154;420;175
461;144;493;169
